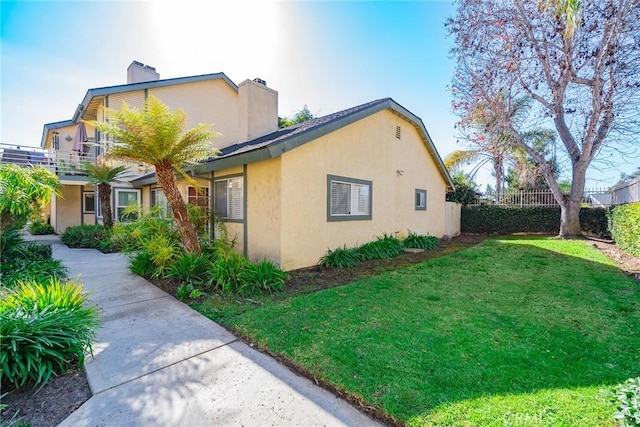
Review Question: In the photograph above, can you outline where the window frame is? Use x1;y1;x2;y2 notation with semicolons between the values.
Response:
151;187;170;216
327;174;372;222
82;191;95;214
213;175;244;222
114;188;141;222
415;189;427;211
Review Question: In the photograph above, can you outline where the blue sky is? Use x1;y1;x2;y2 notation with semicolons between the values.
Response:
0;0;631;188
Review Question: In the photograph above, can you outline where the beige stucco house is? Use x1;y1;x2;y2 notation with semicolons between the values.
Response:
40;61;456;270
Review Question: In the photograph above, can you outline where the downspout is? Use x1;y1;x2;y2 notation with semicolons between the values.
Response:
209;171;215;243
243;164;248;258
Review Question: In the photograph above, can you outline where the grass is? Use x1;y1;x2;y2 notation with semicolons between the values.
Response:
194;237;640;425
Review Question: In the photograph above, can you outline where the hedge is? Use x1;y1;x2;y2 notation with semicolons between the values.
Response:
608;202;640;257
461;206;609;236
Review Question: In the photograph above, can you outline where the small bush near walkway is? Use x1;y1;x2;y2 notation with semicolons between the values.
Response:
609;202;640;257
0;278;99;390
60;224;116;252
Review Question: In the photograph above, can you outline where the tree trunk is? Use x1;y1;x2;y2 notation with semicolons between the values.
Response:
558;163;587;238
99;183;114;229
155;161;201;253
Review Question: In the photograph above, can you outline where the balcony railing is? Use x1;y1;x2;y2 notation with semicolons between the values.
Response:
0;143;151;181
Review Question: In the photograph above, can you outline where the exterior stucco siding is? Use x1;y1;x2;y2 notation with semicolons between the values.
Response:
276;109;448;270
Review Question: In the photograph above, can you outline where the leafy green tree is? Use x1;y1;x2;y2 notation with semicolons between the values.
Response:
88;95;219;253
0;164;60;231
278;105;314;128
80;162;127;229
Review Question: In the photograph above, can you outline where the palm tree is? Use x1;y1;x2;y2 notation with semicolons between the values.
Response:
88;95;218;253
80;162;127;229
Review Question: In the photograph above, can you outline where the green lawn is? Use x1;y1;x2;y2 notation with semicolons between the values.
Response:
195;237;640;426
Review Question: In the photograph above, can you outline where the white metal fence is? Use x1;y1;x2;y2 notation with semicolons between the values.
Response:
468;188;617;208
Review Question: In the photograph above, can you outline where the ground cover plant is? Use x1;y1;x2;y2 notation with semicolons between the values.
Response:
204;237;639;426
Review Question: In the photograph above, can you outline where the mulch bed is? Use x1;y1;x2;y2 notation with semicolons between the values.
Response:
3;233;638;426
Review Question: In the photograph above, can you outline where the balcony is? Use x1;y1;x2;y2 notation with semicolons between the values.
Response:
0;143;151;181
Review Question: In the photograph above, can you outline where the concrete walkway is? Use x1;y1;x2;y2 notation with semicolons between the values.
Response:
32;237;380;426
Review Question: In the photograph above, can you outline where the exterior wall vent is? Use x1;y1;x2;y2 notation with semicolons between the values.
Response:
396;125;401;139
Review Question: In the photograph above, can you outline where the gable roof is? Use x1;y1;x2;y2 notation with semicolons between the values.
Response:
195;97;454;190
40;72;236;148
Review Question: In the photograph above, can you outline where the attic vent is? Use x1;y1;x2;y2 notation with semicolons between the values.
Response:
395;125;401;139
254;77;267;86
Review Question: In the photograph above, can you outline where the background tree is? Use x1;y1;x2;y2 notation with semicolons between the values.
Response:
448;0;640;237
80;162;127;229
446;172;480;205
89;95;219;252
0;164;60;231
278;105;315;128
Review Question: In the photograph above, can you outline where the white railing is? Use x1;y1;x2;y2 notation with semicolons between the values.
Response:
0;143;151;181
469;188;614;208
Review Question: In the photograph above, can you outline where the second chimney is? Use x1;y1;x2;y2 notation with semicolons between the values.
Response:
127;61;160;84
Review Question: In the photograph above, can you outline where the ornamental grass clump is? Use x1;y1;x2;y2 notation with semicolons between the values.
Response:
0;278;100;390
403;230;439;250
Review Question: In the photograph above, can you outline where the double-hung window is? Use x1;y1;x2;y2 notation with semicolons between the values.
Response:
214;176;244;220
327;175;372;221
83;191;96;214
115;189;141;222
151;188;169;216
415;189;427;210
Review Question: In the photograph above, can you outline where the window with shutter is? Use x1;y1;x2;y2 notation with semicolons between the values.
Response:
213;176;244;220
327;175;372;221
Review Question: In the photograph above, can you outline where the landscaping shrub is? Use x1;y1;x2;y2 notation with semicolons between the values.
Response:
461;205;608;235
0;228;25;262
240;259;288;296
0;278;99;389
403;230;439;250
210;252;252;292
28;220;54;235
358;233;406;261
1;240;67;292
111;208;179;253
128;250;158;278
167;252;212;287
319;245;362;268
60;224;112;250
176;283;205;301
602;377;640;426
609;203;640;257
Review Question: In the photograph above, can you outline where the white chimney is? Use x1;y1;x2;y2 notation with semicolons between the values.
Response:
127;61;160;84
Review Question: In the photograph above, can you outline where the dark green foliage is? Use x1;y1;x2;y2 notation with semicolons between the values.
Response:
168;252;212;287
609;203;640;257
210;252;252;292
403;230;439;250
128;251;158;278
0;278;99;390
446;173;479;205
0;228;24;261
60;224;113;250
358;233;405;260
240;260;288;296
15;242;53;261
0;259;68;291
461;206;608;235
318;245;362;268
1;240;67;291
320;233;414;268
28;220;55;235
